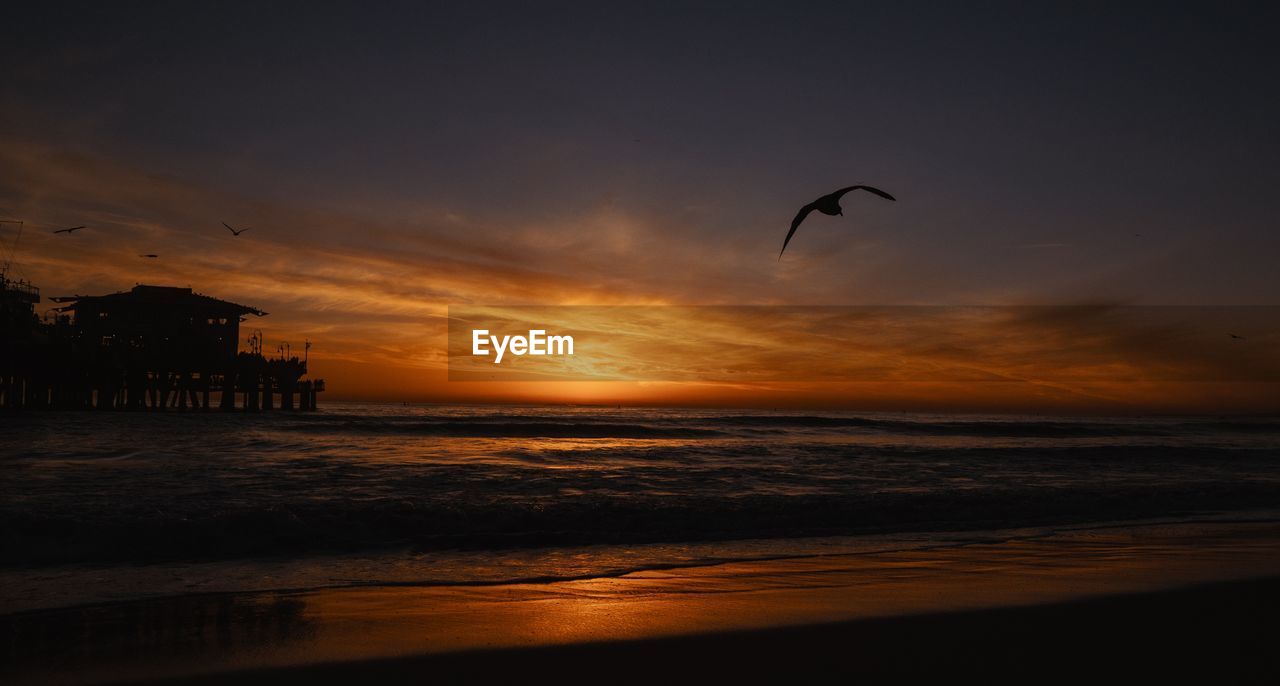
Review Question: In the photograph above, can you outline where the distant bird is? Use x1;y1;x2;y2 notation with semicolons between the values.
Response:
53;225;85;234
222;221;250;236
780;185;896;259
139;254;158;258
1229;333;1245;340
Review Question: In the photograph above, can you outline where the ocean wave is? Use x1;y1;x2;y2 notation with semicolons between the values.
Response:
705;414;1148;437
268;413;1280;439
5;406;1279;568
6;479;1280;567
277;418;725;438
704;415;1280;437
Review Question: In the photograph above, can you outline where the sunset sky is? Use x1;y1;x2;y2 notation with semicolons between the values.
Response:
3;2;1278;410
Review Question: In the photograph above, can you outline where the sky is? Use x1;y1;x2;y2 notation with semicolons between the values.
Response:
2;2;1278;410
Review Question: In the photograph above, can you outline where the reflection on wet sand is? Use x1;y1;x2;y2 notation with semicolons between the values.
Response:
4;520;1280;685
2;594;314;684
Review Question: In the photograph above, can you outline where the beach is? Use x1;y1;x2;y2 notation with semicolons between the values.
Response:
5;406;1280;683
5;518;1280;684
176;576;1280;683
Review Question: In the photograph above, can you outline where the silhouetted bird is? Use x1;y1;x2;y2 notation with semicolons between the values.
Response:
780;185;896;259
1229;333;1245;340
222;221;250;236
53;225;85;234
139;254;158;258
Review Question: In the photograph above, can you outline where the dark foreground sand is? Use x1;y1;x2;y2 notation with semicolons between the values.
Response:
4;520;1280;684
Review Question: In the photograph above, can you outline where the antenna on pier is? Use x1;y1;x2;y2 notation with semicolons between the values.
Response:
304;339;311;364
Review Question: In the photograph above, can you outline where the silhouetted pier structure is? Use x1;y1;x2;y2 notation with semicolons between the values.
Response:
1;280;323;411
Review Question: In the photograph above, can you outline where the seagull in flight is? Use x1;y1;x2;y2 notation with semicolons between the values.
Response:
53;225;86;234
222;221;250;236
1229;333;1245;340
139;254;158;258
780;185;896;259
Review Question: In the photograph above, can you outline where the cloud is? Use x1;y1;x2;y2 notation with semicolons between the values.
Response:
5;136;1276;411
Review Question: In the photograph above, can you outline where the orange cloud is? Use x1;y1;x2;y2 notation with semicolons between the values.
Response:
3;137;1276;412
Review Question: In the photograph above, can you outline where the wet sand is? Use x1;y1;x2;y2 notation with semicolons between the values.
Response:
177;575;1280;683
5;520;1280;684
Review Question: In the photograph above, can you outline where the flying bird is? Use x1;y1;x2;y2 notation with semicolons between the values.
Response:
139;254;158;258
222;221;250;236
1229;333;1245;340
780;185;896;259
53;226;85;234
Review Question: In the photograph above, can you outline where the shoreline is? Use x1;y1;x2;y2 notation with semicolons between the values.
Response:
170;575;1280;683
4;519;1280;684
6;511;1280;615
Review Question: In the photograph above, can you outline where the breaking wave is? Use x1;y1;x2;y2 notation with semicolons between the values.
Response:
3;404;1279;566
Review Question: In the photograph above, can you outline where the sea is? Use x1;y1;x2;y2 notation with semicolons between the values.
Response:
2;403;1279;613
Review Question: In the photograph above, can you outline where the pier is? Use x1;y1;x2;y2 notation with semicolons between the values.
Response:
1;279;323;411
